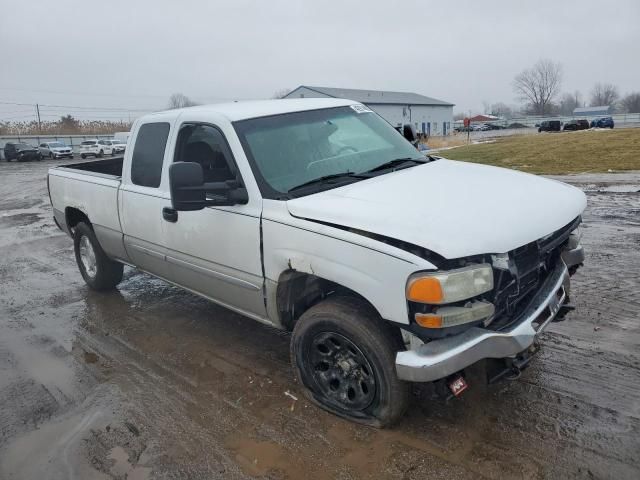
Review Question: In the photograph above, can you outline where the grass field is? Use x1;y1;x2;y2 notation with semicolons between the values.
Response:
439;128;640;174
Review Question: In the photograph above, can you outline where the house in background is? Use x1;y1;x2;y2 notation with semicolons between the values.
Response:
284;86;454;136
468;114;500;123
573;106;611;117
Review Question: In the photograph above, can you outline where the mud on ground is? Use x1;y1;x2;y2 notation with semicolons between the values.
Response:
0;161;639;479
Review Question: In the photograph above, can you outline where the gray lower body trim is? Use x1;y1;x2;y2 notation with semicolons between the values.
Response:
165;254;261;291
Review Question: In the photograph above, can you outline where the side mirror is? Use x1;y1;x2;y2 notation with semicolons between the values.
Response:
169;162;206;211
169;162;249;211
403;123;418;143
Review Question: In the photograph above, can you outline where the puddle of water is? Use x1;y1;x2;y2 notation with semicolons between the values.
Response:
0;409;111;480
225;434;302;477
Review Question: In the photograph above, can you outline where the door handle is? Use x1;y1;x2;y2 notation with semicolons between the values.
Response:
162;207;178;223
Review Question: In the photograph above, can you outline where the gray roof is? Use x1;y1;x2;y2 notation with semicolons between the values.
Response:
289;85;454;106
573;105;610;114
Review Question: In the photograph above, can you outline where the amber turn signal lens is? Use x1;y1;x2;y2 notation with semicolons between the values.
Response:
415;313;443;328
407;277;444;303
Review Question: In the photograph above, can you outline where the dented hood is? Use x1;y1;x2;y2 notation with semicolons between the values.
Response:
286;159;587;259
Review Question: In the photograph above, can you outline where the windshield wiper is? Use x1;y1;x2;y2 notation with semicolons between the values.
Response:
364;157;427;174
288;171;368;194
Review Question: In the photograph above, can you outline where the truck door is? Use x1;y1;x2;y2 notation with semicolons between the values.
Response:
160;122;266;320
120;120;173;278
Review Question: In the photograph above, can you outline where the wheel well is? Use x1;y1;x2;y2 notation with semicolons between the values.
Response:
65;207;90;232
276;270;380;331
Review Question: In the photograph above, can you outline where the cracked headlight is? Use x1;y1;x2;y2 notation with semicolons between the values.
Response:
406;264;494;304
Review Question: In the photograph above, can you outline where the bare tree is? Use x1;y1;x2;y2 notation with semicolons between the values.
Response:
490;102;513;118
558;91;582;116
590;83;619;107
167;93;198;109
60;114;79;130
621;92;640;113
512;59;563;116
272;88;291;99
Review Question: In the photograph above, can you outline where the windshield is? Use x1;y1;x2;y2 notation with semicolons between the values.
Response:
49;142;65;148
234;106;424;196
16;143;32;149
81;141;96;145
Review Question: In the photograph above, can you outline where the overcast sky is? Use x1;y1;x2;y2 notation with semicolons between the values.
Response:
1;0;638;122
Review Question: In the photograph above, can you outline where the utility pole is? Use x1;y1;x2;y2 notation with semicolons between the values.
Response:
36;103;42;133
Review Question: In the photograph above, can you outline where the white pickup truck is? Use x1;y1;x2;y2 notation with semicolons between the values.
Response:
48;98;586;426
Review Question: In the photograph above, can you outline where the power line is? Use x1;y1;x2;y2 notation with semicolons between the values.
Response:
0;86;171;99
0;100;155;112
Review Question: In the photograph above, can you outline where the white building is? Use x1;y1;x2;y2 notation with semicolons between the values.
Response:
284;86;455;136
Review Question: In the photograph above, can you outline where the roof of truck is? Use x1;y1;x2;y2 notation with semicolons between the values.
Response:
146;98;359;122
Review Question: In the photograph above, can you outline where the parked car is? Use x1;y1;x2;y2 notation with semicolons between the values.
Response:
112;139;127;154
103;139;126;155
39;141;74;159
3;142;42;161
590;117;614;129
484;123;505;130
563;119;590;131
79;139;113;159
538;120;561;133
48;99;586;426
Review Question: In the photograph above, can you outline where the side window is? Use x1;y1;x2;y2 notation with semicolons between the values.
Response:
173;124;236;183
131;122;170;188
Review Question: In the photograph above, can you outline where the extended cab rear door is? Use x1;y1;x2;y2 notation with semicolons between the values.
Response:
119;115;176;278
159;114;267;321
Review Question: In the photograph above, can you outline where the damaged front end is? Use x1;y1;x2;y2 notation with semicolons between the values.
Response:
395;217;584;384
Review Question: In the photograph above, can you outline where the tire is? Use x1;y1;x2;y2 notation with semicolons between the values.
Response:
291;296;410;427
98;150;104;158
81;154;86;159
73;222;123;291
49;152;53;159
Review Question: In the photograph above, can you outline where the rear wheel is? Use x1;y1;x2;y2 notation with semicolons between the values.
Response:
98;150;104;158
81;154;86;159
73;222;123;290
291;296;410;427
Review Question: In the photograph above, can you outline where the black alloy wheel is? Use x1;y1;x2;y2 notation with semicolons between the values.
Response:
305;331;376;411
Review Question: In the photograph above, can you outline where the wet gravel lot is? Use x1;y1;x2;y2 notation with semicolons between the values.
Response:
0;159;639;479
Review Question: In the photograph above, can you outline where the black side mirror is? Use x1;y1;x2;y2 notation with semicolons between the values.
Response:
169;162;249;211
169;162;206;211
403;123;417;143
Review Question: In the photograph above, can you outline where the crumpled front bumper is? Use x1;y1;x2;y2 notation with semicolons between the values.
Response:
396;248;582;382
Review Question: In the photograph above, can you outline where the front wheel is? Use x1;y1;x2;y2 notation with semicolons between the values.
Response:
98;150;104;158
81;154;86;159
73;222;123;290
291;296;410;427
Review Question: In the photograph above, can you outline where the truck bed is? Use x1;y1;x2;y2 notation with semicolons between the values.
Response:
48;157;125;243
61;157;124;178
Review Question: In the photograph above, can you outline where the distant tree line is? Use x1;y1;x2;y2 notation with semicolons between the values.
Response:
0;115;132;135
459;58;640;119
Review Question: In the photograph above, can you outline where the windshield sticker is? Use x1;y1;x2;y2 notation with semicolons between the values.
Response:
350;104;373;114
